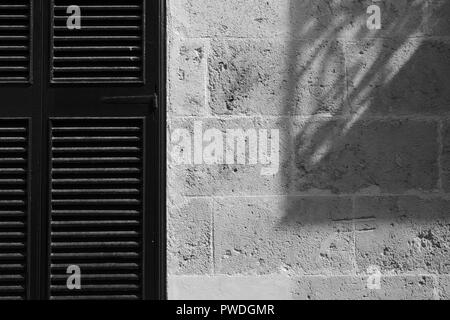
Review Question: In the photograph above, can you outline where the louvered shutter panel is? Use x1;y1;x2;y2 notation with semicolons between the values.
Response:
0;1;32;83
0;119;29;300
49;118;144;300
51;0;145;83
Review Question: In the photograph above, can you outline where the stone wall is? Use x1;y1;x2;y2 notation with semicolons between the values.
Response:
166;0;450;300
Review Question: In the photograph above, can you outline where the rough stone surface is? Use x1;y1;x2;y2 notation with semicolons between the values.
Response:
438;276;450;300
214;197;354;275
168;275;292;300
168;38;209;116
170;0;429;40
167;198;212;274
292;119;439;193
167;0;450;300
209;40;347;116
346;39;450;116
425;0;450;36
293;275;435;300
168;117;292;196
170;0;290;38
443;121;450;192
354;196;450;274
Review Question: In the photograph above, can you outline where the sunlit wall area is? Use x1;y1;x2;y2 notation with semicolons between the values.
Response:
166;0;450;300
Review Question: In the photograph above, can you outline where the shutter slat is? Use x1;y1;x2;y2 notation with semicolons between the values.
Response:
52;242;139;249
0;1;31;83
52;210;140;217
54;5;142;11
52;168;140;174
53;147;140;153
52;189;140;195
49;118;144;300
0;119;29;300
52;178;140;184
51;0;145;83
52;220;140;227
51;263;139;270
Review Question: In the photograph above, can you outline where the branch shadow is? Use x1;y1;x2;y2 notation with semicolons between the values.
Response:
278;0;450;276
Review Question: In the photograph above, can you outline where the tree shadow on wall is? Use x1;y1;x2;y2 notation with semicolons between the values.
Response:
279;0;450;277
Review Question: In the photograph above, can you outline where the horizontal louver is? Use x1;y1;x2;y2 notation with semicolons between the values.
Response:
51;0;145;83
0;119;29;300
49;118;144;300
0;1;32;83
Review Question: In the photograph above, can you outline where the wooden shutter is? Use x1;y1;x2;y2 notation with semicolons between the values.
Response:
0;1;33;83
48;118;145;300
0;119;29;300
50;0;145;83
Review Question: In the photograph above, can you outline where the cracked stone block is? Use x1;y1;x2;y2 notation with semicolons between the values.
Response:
214;197;354;275
354;196;450;274
292;118;439;193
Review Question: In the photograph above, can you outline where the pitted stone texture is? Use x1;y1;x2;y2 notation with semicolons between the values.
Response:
346;39;450;116
438;276;450;300
168;117;292;196
169;0;290;38
354;196;450;274
170;0;427;40
209;40;348;116
292;118;439;193
289;0;428;40
214;197;354;275
168;275;292;300
443;122;450;192
168;198;212;274
293;275;435;300
168;38;209;116
425;0;450;36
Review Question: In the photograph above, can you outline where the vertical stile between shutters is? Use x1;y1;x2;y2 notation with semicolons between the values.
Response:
0;119;29;300
0;1;32;83
48;118;145;300
51;0;145;83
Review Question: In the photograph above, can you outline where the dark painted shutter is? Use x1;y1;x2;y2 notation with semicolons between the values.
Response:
51;0;145;83
48;118;144;300
0;1;33;83
0;119;29;300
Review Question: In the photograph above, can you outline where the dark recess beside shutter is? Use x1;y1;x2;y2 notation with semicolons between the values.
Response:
0;119;29;300
48;118;145;300
51;0;145;83
0;1;32;83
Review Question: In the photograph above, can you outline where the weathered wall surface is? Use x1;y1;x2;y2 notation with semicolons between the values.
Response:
166;0;450;300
